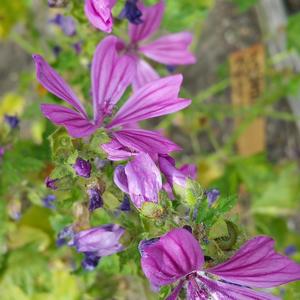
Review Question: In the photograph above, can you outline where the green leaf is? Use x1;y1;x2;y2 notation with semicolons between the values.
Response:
140;202;164;219
208;218;229;239
185;179;204;207
88;129;110;157
232;0;258;12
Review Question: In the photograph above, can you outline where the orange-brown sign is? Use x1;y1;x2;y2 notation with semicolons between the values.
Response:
230;44;265;156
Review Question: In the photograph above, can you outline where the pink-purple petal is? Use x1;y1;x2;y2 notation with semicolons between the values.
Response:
132;58;160;91
166;280;185;300
124;153;162;208
179;164;197;179
114;165;129;193
200;276;280;300
139;32;196;65
84;0;116;33
41;104;98;138
107;75;191;128
129;0;165;43
102;138;135;161
73;224;125;257
33;54;87;117
140;228;204;287
91;36;135;122
159;155;187;188
208;236;300;288
112;128;182;155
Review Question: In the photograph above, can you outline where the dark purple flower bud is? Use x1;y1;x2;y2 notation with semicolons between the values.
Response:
206;188;220;206
166;65;177;73
73;41;82;55
73;158;91;178
87;188;103;212
56;225;74;247
119;0;143;25
50;14;76;36
42;194;56;209
119;194;131;212
285;245;297;256
45;176;59;190
81;252;101;271
52;45;62;58
4;115;19;129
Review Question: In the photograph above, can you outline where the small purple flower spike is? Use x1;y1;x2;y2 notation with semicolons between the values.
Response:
140;228;300;299
73;157;91;178
42;194;56;209
87;188;103;212
119;0;143;25
285;245;297;256
50;14;76;36
45;176;59;190
57;225;74;247
206;188;220;206
73;41;82;55
4;115;19;129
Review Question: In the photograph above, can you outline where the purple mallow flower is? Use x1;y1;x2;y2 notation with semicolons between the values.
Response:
45;176;59;190
112;153;197;207
42;194;56;209
50;14;76;36
71;224;125;270
140;228;300;299
119;0;143;25
73;158;91;178
159;155;197;199
87;188;103;211
114;153;162;209
33;36;190;153
117;0;196;90
206;188;220;206
84;0;116;33
4;115;19;129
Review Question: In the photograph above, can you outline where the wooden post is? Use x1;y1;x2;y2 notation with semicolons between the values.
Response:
230;44;266;156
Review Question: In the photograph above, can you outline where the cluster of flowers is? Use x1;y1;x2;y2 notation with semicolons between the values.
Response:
37;1;300;299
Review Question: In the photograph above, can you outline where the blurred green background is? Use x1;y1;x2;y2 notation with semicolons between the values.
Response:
1;0;300;299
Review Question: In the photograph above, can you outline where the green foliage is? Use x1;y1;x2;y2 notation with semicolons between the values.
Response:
231;0;258;12
287;13;300;53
